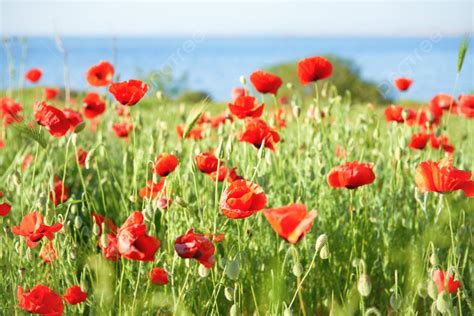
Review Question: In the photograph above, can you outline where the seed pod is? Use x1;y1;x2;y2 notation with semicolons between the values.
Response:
315;234;328;252
436;291;451;314
198;264;210;278
225;259;240;280
319;245;330;259
74;216;83;230
224;287;234;301
357;274;372;297
292;262;303;277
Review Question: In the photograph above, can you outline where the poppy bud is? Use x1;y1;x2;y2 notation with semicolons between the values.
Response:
198;264;210;278
292;262;303;277
417;282;428;298
436;291;451;314
390;293;402;310
92;223;101;236
100;233;108;248
427;280;438;300
429;252;439;266
292;105;301;118
239;75;246;85
225;259;240;280
357;274;372;297
230;304;239;316
286;82;293;90
319;245;330;259
401;109;410;121
74;216;83;230
156;90;163;101
315;234;328;252
224;287;234;301
11;171;21;187
283;308;293;316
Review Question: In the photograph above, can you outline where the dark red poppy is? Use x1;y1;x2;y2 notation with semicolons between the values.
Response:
34;102;71;137
86;61;114;87
18;284;64;316
250;70;283;95
63;108;83;131
40;241;58;263
0;96;23;127
112;122;133;138
384;105;416;123
327;162;376;189
12;211;62;248
432;269;461;294
394;77;413;91
174;228;215;268
459;94;474;118
0;202;11;217
76;148;88;167
176;124;204;140
209;165;228;182
109;80;148;106
149;267;169;285
152;153;179;177
139;178;166;199
240;118;280;151
43;88;59;100
83;92;106;119
431;93;457;111
297;56;333;85
195;152;219;174
117;211;160;261
25;68;43;83
263;203;317;244
228;96;264;119
409;132;430;150
50;177;69;206
63;285;88;305
430;134;454;153
415;157;474;197
231;87;247;101
220;179;267;219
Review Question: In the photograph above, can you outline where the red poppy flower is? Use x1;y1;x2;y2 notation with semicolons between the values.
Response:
195;152;219;174
250;70;283;95
112;122;133;138
174;228;215;268
220;179;266;219
86;61;114;87
384;105;416;123
139;178;166;199
116;106;130;118
50;177;69;206
12;211;62;248
297;56;333;85
109;80;148;106
263;203;318;244
429;134;454;153
63;285;88;305
176;124;204;140
98;233;120;261
43;88;59;100
394;77;413;91
228;96;264;119
34;102;71;137
459;94;474;118
409;132;430;150
415;157;474;197
149;267;169;285
117;211;160;261
432;269;461;294
210;112;232;128
18;284;64;316
25;68;43;83
92;212;117;236
63;108;83;131
152;153;179;177
271;108;286;129
240;118;280;151
76;148;88;167
431;93;457;111
0;202;11;217
231;87;247;101
83;92;106;119
227;167;244;183
327;162;376;189
0;96;23;127
209;165;228;182
40;241;58;263
417;104;443;128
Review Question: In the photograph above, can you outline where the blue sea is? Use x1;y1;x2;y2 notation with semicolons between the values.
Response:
1;36;472;101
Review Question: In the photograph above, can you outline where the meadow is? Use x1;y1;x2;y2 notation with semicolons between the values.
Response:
0;53;473;316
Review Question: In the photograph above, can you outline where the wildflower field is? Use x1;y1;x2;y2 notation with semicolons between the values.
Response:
0;51;473;316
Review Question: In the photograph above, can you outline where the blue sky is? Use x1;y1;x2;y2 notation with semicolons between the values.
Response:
1;0;473;37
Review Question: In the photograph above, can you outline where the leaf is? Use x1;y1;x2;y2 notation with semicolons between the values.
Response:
182;99;209;139
11;121;48;149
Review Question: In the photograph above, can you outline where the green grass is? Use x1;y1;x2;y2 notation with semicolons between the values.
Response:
0;87;473;315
